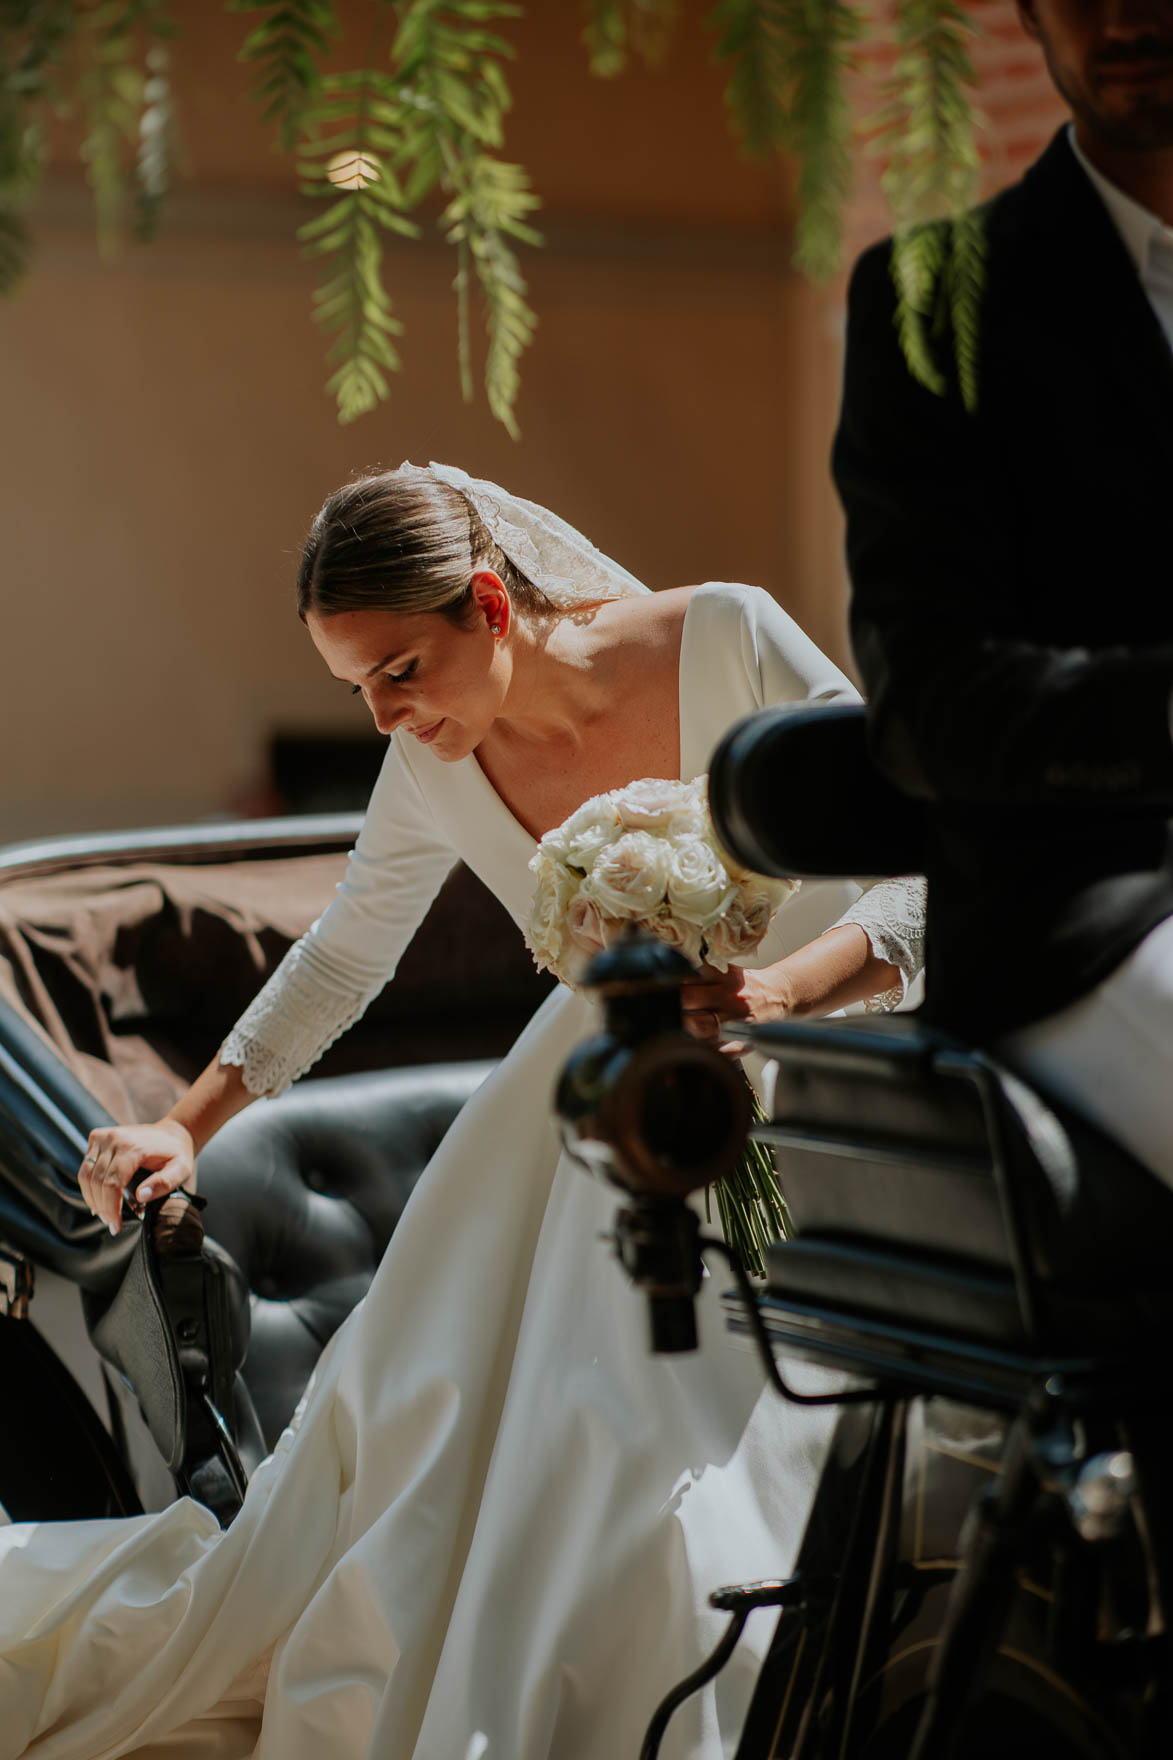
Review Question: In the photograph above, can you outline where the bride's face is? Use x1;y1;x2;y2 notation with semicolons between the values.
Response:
306;583;508;760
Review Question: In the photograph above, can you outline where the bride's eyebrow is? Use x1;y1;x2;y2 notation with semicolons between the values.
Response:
365;650;412;676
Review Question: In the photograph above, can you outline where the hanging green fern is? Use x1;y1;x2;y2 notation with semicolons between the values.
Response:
0;2;76;188
876;0;980;225
298;62;418;424
889;216;947;396
874;0;984;409
1;0;995;420
943;200;987;413
782;0;861;278
583;0;626;75
79;3;146;257
394;0;538;432
440;140;538;437
295;0;539;431
228;0;339;152
583;0;679;76
630;0;679;67
711;0;860;277
0;0;78;292
0;200;29;291
708;0;790;156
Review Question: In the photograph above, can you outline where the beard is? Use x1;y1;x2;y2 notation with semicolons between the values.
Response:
1082;89;1173;150
1055;38;1173;151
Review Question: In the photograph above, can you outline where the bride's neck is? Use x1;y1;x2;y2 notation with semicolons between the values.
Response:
493;612;611;748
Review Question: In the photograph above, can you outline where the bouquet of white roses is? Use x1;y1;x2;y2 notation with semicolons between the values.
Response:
526;776;797;986
525;776;799;1272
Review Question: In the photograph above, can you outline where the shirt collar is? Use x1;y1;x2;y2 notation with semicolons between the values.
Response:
1067;122;1173;276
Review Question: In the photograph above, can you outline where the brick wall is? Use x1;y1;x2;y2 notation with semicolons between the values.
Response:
843;0;1068;264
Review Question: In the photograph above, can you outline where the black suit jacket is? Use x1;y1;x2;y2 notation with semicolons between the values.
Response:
834;127;1173;1041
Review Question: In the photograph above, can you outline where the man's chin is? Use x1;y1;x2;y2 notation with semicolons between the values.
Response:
1088;86;1173;151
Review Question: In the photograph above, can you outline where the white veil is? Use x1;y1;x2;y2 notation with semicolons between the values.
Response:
394;461;650;608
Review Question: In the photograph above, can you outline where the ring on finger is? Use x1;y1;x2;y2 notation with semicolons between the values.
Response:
83;1153;98;1166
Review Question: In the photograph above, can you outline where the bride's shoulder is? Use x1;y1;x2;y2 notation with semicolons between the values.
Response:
666;580;770;627
599;582;765;650
623;581;759;626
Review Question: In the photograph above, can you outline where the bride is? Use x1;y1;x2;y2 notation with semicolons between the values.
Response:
1;464;923;1760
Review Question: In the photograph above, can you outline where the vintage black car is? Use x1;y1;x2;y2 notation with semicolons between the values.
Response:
0;814;552;1524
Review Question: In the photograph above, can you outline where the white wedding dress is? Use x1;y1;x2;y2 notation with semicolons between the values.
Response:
0;584;923;1760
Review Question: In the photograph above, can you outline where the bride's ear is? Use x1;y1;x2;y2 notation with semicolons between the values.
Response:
470;570;510;639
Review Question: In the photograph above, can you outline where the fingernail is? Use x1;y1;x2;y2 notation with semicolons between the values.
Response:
139;1186;153;1202
107;1221;118;1236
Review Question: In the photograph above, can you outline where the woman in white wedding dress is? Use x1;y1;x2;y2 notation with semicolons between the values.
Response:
1;465;923;1760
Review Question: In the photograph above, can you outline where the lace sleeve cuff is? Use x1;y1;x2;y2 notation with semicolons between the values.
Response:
218;937;382;1098
830;875;927;1011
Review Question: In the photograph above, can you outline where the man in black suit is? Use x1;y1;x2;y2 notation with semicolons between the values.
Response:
834;0;1173;1179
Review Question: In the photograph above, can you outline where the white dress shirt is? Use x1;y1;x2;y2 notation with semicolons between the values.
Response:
1069;123;1173;349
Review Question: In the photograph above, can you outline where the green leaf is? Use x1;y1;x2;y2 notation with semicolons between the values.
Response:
297;50;416;425
890;220;948;398
0;201;30;293
872;0;986;405
440;140;538;438
944;205;987;414
324;0;537;434
630;0;679;67
231;0;340;150
786;0;861;278
873;0;982;231
0;4;74;212
583;0;628;75
708;0;791;158
709;0;860;277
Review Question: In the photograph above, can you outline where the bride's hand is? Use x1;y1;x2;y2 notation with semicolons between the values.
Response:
78;1119;197;1236
679;963;790;1046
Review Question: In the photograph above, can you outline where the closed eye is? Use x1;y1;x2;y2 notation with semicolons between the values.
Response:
349;659;418;695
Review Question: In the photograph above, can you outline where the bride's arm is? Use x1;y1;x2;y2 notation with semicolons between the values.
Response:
79;740;456;1233
680;921;901;1040
676;585;926;1041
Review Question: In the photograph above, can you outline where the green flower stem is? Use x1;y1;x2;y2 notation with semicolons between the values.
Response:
705;1075;790;1279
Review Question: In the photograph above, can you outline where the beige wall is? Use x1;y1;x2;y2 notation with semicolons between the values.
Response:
0;3;855;841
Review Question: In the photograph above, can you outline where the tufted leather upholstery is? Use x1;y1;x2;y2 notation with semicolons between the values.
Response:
0;825;538;1507
196;1061;495;1448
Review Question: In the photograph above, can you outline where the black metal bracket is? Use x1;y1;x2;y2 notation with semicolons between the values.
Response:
640;1577;808;1760
702;1234;884;1408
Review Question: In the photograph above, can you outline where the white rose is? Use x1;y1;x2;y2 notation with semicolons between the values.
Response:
525;859;579;977
565;891;609;958
665;805;708;842
613;777;692;833
749;873;800;910
639;912;704;968
665;835;735;928
540;794;622;871
703;889;776;972
707;828;799;904
583;830;672;919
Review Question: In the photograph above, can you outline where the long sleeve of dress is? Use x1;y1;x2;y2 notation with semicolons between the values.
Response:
702;582;927;1001
220;736;456;1096
830;876;926;1003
